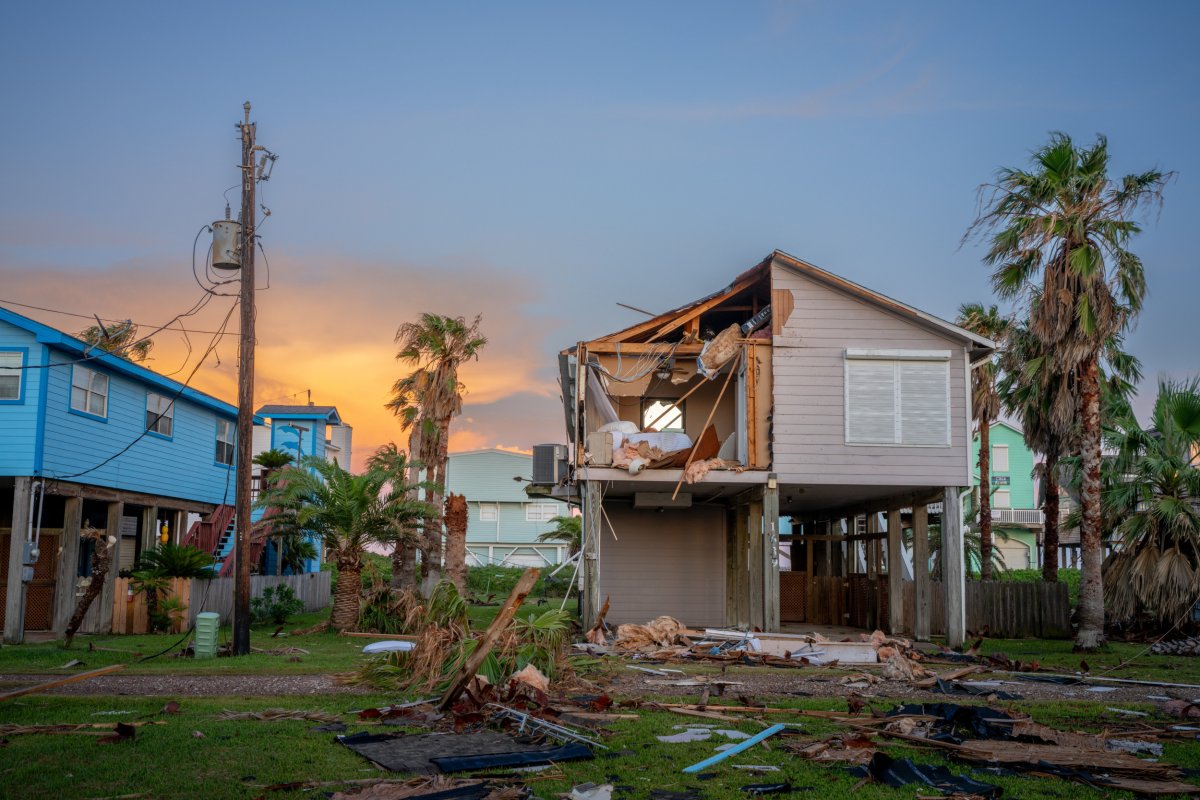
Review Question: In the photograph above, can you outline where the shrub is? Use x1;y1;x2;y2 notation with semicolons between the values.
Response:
466;565;566;601
251;584;304;625
998;568;1082;607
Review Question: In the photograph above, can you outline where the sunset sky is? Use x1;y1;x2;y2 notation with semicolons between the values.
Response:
2;2;1197;472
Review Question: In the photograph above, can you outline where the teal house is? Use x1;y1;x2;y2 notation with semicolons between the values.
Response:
971;421;1043;569
445;449;572;567
0;305;255;640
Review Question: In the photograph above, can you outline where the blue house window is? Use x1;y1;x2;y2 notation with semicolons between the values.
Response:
71;366;109;418
0;350;23;402
216;419;236;465
146;392;174;437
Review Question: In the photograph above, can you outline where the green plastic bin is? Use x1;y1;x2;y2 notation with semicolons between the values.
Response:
194;612;220;658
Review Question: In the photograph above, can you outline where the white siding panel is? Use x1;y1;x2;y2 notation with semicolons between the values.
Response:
770;264;970;486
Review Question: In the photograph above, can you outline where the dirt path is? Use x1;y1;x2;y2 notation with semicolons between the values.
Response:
0;673;373;697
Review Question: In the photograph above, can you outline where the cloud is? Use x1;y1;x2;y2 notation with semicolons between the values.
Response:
0;250;568;472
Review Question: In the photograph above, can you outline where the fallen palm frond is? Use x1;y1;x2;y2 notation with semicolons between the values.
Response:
0;721;165;736
347;582;573;695
215;709;340;723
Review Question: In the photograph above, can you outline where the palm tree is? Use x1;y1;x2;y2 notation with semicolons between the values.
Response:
999;318;1071;583
386;313;487;594
1099;378;1200;630
254;448;296;575
258;457;431;630
366;443;429;588
78;320;153;362
957;303;1011;581
972;133;1170;650
536;515;582;557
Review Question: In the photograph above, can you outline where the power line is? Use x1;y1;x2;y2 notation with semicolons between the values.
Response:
0;298;240;336
50;299;240;481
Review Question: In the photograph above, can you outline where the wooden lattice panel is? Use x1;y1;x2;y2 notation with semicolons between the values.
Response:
779;571;806;622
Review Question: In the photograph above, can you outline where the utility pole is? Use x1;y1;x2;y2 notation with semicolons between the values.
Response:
232;101;257;656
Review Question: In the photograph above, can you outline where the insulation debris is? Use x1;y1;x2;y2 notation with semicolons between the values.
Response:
614;616;685;650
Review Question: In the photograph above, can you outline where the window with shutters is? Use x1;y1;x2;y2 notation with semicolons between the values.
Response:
844;350;951;446
992;443;1009;472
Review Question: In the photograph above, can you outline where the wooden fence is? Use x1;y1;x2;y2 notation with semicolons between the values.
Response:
107;572;330;633
901;580;1070;639
186;572;331;625
782;571;1070;639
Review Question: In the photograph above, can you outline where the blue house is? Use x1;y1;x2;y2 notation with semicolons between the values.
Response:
445;449;572;567
0;306;255;640
251;403;354;574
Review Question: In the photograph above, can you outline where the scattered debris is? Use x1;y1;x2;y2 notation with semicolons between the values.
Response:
511;664;549;694
1151;636;1200;656
852;752;1000;798
786;733;876;765
682;723;786;774
215;709;341;723
568;783;613;800
614;617;685;650
97;722;137;745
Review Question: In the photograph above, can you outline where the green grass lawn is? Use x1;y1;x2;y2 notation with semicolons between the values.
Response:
974;636;1200;683
1;693;1191;800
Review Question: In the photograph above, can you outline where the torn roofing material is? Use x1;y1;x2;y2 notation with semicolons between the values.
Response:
565;249;996;357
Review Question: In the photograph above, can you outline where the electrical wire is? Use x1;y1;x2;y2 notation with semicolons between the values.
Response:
50;299;239;480
0;299;239;337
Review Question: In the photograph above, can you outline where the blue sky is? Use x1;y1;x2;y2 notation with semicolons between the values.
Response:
2;1;1197;464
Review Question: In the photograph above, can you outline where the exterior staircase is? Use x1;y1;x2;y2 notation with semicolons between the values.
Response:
183;505;268;577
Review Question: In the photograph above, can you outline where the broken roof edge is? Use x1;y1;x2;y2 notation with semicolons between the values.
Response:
769;250;997;353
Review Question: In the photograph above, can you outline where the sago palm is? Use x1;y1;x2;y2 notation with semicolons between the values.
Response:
972;133;1170;649
1099;379;1200;630
957;302;1011;581
258;457;431;630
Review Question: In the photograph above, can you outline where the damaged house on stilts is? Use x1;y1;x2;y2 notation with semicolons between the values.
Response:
555;250;995;647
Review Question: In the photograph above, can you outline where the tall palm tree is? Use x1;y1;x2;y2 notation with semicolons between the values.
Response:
973;133;1170;650
257;457;431;630
386;313;487;594
1099;378;1200;630
957;303;1011;581
383;373;433;589
999;317;1071;583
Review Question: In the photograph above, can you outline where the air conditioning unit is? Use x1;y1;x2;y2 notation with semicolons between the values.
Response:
531;444;568;485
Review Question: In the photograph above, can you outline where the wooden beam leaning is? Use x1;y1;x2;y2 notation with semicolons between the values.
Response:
886;508;904;635
912;504;931;641
97;500;124;635
942;487;967;648
0;663;127;702
438;567;540;711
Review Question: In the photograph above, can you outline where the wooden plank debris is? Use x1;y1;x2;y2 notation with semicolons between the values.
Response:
438;567;540;711
0;663;126;702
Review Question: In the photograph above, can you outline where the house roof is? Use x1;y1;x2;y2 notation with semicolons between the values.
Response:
0;305;255;421
255;404;343;424
771;250;997;356
576;250;996;359
449;448;533;459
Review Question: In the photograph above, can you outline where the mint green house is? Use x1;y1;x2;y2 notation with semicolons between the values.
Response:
971;420;1043;569
445;449;571;567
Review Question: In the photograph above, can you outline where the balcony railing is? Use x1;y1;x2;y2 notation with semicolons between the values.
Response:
991;508;1044;525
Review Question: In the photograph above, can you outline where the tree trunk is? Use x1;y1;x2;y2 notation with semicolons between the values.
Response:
979;418;993;581
444;493;468;594
1042;452;1060;583
1075;357;1106;650
420;417;451;596
331;561;362;631
392;428;422;590
63;533;111;648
